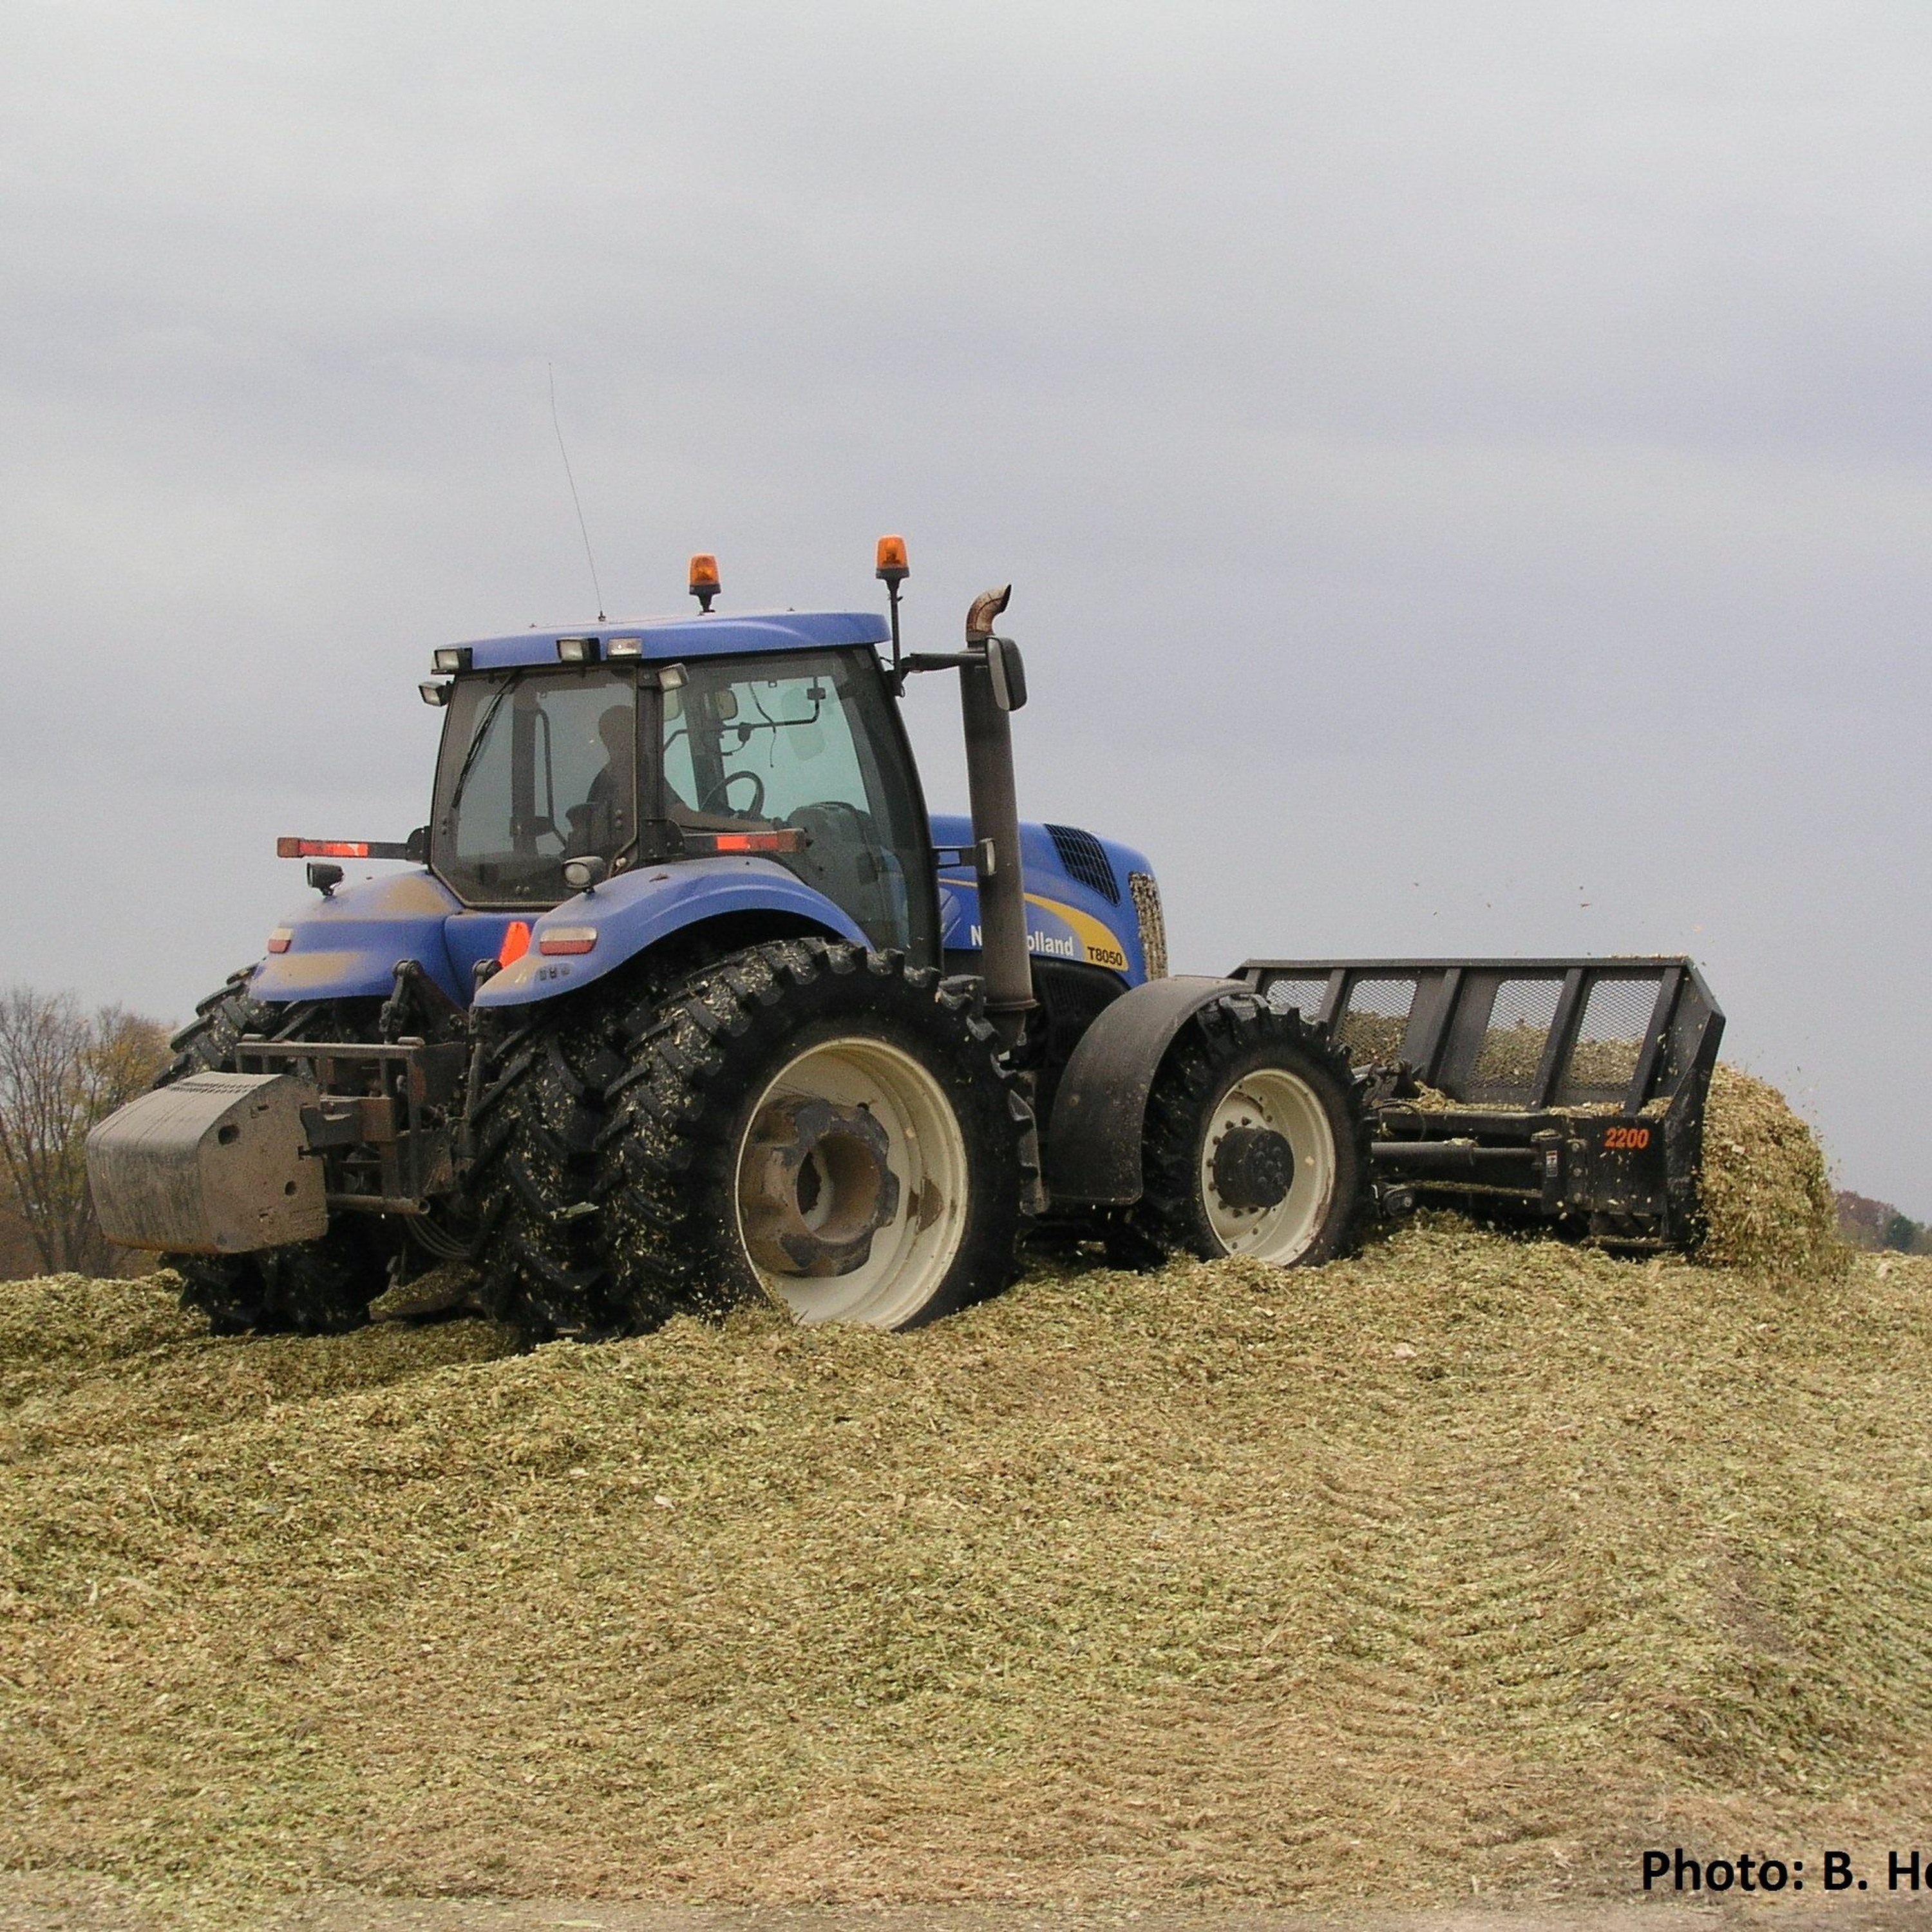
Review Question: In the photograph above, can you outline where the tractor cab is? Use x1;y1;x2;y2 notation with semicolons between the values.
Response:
424;632;938;963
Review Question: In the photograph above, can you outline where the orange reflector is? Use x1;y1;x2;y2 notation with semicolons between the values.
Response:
538;927;598;956
875;533;909;580
278;837;370;859
498;920;531;967
690;828;805;855
267;927;294;954
688;552;720;591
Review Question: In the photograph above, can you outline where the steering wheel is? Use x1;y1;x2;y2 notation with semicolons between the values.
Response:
698;770;766;817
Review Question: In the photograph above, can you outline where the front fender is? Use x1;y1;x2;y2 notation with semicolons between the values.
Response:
474;857;868;1009
1043;975;1248;1206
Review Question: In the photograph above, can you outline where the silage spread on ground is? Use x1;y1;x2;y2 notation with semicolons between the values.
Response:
5;1215;1931;1929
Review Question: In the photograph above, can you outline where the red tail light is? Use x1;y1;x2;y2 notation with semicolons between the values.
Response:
276;836;415;860
278;837;369;859
538;927;598;956
685;828;805;856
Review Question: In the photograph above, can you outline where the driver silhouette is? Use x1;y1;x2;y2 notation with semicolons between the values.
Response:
567;705;633;853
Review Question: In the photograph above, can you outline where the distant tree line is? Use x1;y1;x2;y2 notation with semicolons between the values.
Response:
0;987;172;1279
1836;1190;1932;1256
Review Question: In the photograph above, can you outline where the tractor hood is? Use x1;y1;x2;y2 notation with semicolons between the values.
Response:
931;814;1157;984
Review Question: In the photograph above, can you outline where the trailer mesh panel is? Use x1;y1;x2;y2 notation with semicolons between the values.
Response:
1558;974;1662;1105
1467;978;1564;1102
1338;977;1417;1065
1261;977;1329;1022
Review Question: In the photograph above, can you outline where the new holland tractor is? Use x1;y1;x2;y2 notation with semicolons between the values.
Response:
88;542;1725;1338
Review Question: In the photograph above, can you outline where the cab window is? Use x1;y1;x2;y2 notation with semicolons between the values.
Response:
661;651;933;958
432;668;638;904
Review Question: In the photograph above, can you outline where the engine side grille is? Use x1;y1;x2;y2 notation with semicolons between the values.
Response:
1129;871;1168;980
1045;823;1121;905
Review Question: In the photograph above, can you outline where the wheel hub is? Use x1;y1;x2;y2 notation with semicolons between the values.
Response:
738;1095;902;1278
1211;1124;1295;1213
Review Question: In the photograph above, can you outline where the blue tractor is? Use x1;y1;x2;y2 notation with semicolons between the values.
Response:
87;547;1380;1336
88;542;1724;1336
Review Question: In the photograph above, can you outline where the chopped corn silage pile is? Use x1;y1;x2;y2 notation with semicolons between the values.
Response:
1699;1065;1846;1276
3;1100;1926;1927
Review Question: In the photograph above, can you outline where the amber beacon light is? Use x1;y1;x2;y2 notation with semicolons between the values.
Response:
688;553;721;613
876;533;910;679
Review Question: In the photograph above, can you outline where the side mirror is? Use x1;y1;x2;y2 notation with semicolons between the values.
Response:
987;636;1028;712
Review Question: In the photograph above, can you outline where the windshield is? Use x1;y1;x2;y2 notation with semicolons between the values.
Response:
431;667;639;904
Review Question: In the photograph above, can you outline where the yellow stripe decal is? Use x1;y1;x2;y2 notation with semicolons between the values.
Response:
947;880;1130;974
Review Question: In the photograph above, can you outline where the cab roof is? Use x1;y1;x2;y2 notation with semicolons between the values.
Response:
455;610;890;672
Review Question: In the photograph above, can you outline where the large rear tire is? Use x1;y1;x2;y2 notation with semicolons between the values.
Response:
462;937;732;1341
466;1007;629;1340
600;940;1034;1331
1131;994;1369;1268
158;975;392;1334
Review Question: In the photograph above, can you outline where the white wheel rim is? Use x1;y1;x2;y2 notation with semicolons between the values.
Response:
1199;1066;1337;1263
734;1036;969;1327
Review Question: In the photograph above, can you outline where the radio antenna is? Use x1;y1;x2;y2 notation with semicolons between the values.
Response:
547;362;605;621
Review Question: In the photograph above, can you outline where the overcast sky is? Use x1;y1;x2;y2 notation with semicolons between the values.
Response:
3;1;1927;1211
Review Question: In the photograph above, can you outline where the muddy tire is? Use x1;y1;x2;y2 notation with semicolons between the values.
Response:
158;976;392;1335
600;940;1034;1331
466;1007;630;1340
1130;994;1370;1268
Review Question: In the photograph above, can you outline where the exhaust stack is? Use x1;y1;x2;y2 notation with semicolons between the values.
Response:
958;586;1036;1045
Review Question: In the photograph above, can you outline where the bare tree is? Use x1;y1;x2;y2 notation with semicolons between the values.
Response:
0;988;171;1278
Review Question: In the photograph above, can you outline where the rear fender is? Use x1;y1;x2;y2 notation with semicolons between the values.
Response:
1043;976;1248;1206
474;856;867;1009
249;870;465;1005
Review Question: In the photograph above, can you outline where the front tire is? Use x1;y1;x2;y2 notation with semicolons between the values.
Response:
1132;994;1368;1267
602;940;1033;1330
